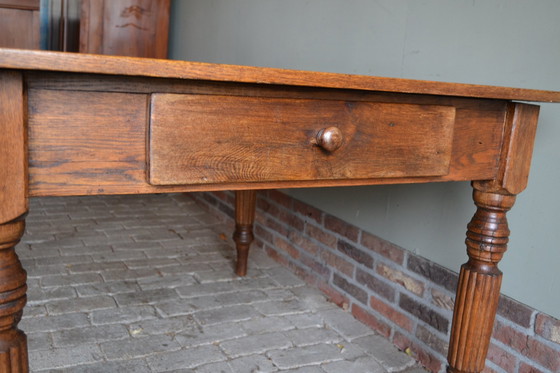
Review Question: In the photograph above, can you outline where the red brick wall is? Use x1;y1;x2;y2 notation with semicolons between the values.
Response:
190;190;560;373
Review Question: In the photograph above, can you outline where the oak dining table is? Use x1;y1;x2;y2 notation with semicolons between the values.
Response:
1;48;559;373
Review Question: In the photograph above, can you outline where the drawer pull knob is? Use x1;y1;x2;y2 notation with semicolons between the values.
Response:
316;126;343;152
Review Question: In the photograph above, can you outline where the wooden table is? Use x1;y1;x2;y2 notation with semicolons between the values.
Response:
1;48;559;373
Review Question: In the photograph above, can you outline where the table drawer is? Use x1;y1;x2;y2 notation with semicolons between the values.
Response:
148;93;456;186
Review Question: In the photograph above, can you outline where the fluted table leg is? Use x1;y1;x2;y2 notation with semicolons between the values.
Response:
232;190;257;276
447;188;515;373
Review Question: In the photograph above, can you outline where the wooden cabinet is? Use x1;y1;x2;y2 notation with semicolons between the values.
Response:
0;0;40;49
80;0;170;58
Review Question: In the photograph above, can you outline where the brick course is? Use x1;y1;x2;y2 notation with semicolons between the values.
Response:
192;190;560;373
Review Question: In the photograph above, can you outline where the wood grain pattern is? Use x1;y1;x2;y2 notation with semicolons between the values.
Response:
25;77;509;196
0;7;39;50
0;72;27;223
0;71;29;372
28;89;148;195
149;94;456;185
1;48;560;102
80;0;170;58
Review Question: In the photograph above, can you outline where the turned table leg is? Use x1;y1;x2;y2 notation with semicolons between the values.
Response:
0;71;29;372
0;218;28;372
447;187;515;373
232;190;257;276
447;102;540;373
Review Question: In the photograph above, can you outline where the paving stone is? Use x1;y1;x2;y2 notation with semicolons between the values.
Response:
74;280;141;297
113;288;178;307
318;308;374;341
27;332;53;352
136;273;197;290
227;354;278;372
52;324;129;347
193;304;261;326
253;299;309;316
91;305;157;325
176;322;246;348
127;315;197;337
27;286;78;305
41;273;103;288
20;313;91;333
102;334;181;360
220;331;293;358
240;315;295;335
283;327;342;347
46;295;117;315
268;343;343;369
195;361;234;373
321;356;386;373
29;344;103;371
280;367;325;373
42;358;153;373
353;334;416;372
146;344;227;371
18;194;427;373
285;313;325;329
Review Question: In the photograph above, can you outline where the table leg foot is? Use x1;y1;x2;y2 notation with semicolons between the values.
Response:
0;217;28;373
447;188;515;373
233;190;257;276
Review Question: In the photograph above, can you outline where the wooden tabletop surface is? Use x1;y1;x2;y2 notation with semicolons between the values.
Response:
1;48;560;103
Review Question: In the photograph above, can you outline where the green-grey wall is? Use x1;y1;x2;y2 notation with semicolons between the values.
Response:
168;0;560;319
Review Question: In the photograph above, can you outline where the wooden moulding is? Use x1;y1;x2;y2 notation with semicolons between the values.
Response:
26;79;510;196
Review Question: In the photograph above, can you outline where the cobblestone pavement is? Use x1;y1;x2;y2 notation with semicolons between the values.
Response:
18;194;428;373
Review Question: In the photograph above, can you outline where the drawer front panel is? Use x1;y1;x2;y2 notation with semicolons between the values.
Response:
148;94;456;186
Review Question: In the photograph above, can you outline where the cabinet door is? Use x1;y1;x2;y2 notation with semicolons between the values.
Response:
0;0;40;49
80;0;170;58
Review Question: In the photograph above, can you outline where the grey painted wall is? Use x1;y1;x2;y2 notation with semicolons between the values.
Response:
168;0;560;319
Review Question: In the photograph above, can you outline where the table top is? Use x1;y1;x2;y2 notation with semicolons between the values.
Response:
1;48;560;103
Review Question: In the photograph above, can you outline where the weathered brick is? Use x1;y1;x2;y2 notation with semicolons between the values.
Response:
294;199;323;224
337;240;373;268
431;289;455;311
324;214;359;242
351;303;391;338
307;223;337;248
518;362;547;373
254;224;273;245
399;293;449;334
376;263;424;296
486;342;517;373
355;268;395;302
407;254;458;292
497;295;534;328
352;334;416;371
494;322;560;372
370;294;413;332
274;235;301;260
392;331;443;373
415;324;448;356
288;231;322;255
535;312;560;344
333;273;368;305
268;190;293;209
361;231;405;264
320;250;354;277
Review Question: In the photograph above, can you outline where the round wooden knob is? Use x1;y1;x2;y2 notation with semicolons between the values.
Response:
316;126;343;152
